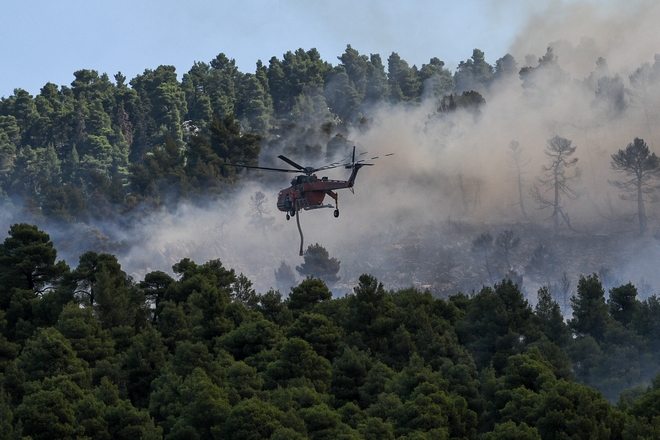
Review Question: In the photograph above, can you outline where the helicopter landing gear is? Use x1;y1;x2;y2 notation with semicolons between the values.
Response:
327;190;339;218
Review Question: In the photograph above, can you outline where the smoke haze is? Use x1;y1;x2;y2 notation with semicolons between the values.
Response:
4;0;660;300
509;0;660;77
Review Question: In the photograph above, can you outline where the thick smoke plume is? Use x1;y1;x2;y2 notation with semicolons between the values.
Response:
509;0;660;78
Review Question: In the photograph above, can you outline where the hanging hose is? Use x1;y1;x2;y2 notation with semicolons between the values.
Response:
295;199;304;256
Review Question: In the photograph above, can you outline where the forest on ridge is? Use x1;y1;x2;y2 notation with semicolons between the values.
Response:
2;44;658;235
0;46;473;224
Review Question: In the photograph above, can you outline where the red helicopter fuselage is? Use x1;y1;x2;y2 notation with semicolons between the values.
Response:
276;166;361;215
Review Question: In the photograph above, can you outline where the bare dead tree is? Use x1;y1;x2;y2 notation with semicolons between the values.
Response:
531;135;580;231
508;140;530;221
472;232;494;283
495;229;520;268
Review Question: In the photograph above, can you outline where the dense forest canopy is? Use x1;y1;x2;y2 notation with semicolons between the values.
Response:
0;223;659;439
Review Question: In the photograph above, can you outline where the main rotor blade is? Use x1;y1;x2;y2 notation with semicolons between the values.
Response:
225;163;300;173
312;151;395;172
277;155;306;171
315;147;361;172
362;153;395;161
314;163;349;172
316;157;375;171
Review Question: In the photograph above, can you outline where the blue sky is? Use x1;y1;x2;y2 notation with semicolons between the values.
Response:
0;0;572;98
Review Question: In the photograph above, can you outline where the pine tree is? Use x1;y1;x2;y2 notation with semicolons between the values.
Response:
296;243;341;285
609;137;660;235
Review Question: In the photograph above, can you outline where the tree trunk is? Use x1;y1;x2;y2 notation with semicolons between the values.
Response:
553;169;560;231
516;163;529;221
638;177;646;235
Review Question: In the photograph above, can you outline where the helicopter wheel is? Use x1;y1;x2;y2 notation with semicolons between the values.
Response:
290;210;296;217
334;209;339;218
286;214;290;221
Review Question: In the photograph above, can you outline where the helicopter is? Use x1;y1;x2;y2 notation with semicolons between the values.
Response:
230;146;392;255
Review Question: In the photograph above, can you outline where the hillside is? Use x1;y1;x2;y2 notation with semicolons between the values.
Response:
1;223;660;438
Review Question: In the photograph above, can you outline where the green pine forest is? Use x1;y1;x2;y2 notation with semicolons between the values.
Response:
2;45;660;438
0;46;535;224
2;223;660;439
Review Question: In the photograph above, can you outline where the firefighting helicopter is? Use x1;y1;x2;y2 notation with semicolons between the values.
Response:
230;147;392;255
